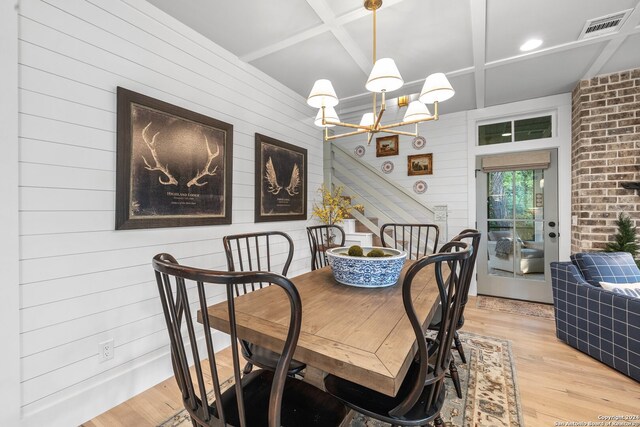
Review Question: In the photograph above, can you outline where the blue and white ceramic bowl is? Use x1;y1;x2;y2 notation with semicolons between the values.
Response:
326;247;407;288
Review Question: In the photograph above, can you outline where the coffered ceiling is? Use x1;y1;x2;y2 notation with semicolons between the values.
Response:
147;0;640;115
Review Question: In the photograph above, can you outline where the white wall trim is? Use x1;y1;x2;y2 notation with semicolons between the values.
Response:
22;348;173;427
466;93;572;295
0;0;21;425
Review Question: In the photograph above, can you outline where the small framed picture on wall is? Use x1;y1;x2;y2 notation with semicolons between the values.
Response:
375;135;399;157
407;153;433;176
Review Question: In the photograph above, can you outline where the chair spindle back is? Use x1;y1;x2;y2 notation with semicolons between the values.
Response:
223;231;294;294
388;242;471;417
306;225;346;270
380;223;440;260
153;253;302;427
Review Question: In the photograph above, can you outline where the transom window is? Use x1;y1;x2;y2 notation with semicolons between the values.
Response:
478;115;552;146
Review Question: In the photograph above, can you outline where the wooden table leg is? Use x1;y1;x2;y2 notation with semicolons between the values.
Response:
303;366;355;426
302;365;327;390
340;410;355;427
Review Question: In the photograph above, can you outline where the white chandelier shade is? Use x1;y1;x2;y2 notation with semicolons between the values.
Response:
314;106;339;127
307;79;339;108
403;101;432;122
359;112;375;127
365;58;404;93
419;72;455;104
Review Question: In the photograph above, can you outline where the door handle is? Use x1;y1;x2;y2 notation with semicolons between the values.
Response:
548;221;556;227
548;232;557;238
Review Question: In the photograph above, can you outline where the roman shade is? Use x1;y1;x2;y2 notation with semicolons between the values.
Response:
481;150;551;172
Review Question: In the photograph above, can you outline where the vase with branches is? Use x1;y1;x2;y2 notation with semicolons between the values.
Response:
312;185;363;243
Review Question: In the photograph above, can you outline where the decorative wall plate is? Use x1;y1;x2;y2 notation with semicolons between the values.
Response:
381;160;394;174
412;135;426;150
354;145;365;157
413;180;427;194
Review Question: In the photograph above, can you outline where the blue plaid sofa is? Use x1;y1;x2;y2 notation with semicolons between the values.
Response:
551;252;640;381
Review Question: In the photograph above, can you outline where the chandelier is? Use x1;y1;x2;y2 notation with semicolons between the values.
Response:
307;0;455;143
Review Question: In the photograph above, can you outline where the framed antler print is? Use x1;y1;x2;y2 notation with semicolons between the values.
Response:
255;133;307;222
116;87;233;229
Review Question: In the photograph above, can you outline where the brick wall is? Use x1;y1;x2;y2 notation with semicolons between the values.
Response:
571;68;640;254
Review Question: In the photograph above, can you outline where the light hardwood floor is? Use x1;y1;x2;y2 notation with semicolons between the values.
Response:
83;296;640;426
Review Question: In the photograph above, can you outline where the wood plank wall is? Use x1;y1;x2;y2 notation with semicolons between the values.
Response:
1;1;21;426
17;0;321;425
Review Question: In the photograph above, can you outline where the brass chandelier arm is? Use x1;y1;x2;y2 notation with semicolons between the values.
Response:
322;119;372;131
367;132;374;144
372;92;386;130
377;115;437;130
377;101;440;130
324;127;370;141
321;106;373;131
378;128;417;137
321;100;440;140
324;125;415;142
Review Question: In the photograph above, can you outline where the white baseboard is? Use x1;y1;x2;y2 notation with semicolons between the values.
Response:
22;347;175;427
21;333;230;427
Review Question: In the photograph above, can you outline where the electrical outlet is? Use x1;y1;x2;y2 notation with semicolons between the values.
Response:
99;339;114;362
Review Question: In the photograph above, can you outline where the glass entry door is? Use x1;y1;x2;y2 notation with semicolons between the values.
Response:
476;150;558;303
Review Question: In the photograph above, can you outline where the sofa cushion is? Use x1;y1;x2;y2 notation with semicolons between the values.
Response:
488;230;523;243
521;248;544;259
571;252;640;287
488;230;511;241
599;281;640;299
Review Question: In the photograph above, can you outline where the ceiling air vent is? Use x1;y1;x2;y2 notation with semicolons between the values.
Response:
578;9;632;40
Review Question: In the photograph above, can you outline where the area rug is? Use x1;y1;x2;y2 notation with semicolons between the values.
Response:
477;295;554;319
159;332;522;427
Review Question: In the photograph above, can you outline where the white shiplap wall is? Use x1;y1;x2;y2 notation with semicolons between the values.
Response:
333;108;470;239
17;0;321;425
1;1;21;427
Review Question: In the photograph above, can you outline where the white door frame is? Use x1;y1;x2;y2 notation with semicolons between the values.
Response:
466;94;572;296
475;150;559;303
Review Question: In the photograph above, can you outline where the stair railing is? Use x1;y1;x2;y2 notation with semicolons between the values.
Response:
332;143;438;215
328;142;447;252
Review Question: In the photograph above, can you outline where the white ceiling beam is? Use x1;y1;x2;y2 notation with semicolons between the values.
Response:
304;0;370;74
331;26;372;74
334;0;408;26
583;38;628;80
485;25;640;70
240;24;330;63
469;0;487;109
582;1;640;79
240;0;410;64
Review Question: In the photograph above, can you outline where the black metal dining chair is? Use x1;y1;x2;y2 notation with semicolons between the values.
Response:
380;223;440;260
306;224;346;270
223;231;305;376
223;231;294;280
427;229;481;398
324;242;472;427
152;253;348;427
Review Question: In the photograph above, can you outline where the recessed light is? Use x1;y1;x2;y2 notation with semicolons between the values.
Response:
520;39;543;52
502;132;512;137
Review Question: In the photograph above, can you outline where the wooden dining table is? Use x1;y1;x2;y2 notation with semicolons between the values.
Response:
203;261;440;397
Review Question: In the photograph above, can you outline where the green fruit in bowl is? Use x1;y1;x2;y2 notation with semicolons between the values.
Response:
347;245;364;256
366;248;385;257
